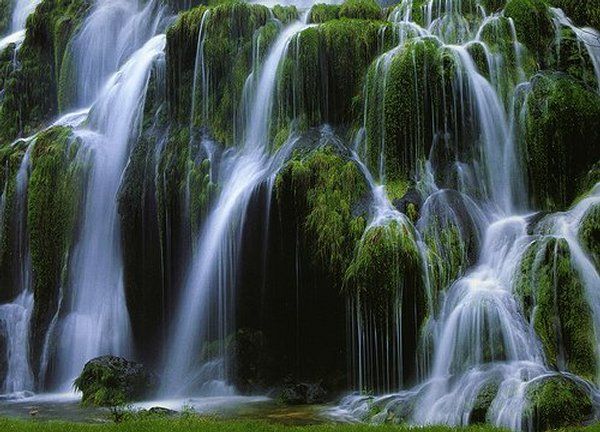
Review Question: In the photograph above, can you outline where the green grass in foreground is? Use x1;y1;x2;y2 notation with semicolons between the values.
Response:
0;417;506;432
1;417;599;432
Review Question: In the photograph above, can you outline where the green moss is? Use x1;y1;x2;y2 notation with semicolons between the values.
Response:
0;0;11;35
0;0;90;142
345;220;424;320
339;0;382;21
470;382;499;424
0;141;26;302
74;356;155;407
579;202;600;270
516;238;597;380
278;19;392;136
504;0;554;63
167;1;272;145
308;4;340;24
272;5;298;23
275;145;367;275
524;375;593;430
551;0;600;31
523;73;600;211
27;125;85;370
365;37;453;182
548;27;599;90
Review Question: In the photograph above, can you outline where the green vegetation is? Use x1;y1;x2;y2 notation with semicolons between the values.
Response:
27;126;85;372
524;375;593;430
0;0;90;143
168;1;271;145
277;18;392;136
523;73;600;211
516;238;597;380
275;145;367;275
504;0;554;63
551;0;600;30
580;203;600;270
0;417;510;432
345;220;425;321
74;356;155;407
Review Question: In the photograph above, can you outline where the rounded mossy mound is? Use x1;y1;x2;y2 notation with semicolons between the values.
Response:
523;73;600;211
74;356;157;407
277;18;393;133
516;237;597;380
275;144;368;275
504;0;554;62
365;37;460;183
345;220;425;319
524;375;593;430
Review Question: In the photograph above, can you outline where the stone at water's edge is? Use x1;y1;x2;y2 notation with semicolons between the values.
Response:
74;356;157;407
279;382;327;405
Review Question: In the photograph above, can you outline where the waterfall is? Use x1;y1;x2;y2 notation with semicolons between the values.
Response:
44;0;166;390
338;0;600;429
162;15;310;397
0;144;34;397
0;0;42;50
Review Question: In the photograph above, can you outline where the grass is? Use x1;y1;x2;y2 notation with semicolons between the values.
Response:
0;417;510;432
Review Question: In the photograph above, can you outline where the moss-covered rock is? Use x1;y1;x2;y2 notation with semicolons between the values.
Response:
74;356;156;407
365;37;455;183
277;18;392;136
0;0;90;143
27;126;85;374
579;202;600;270
275;144;367;274
551;0;600;31
166;2;271;145
524;375;593;430
308;3;340;24
523;73;600;211
504;0;554;62
0;0;11;35
0;141;27;303
339;0;382;21
470;382;499;424
516;237;597;380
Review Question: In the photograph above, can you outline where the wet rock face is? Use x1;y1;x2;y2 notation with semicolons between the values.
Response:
74;356;157;407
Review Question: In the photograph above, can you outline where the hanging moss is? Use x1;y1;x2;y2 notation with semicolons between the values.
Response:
0;142;26;303
504;0;554;63
345;221;424;319
27;126;85;373
277;18;392;136
579;202;599;270
516;238;597;380
339;0;382;21
548;26;600;91
275;144;367;276
0;0;90;143
167;1;272;145
524;375;593;430
523;73;600;211
365;37;458;183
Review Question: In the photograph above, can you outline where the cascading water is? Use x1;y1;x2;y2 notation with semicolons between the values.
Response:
162;15;310;397
0;143;34;397
46;0;166;390
0;0;42;49
337;0;600;430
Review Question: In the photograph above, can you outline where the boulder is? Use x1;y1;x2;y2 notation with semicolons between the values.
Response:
74;356;157;407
